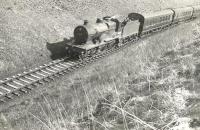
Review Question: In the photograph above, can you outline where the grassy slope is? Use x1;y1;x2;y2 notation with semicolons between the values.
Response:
1;0;200;130
2;19;200;130
0;0;199;78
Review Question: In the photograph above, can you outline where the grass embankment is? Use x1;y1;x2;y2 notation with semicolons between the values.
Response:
2;20;200;130
0;0;199;79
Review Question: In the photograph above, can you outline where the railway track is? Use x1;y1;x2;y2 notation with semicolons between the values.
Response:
0;22;196;104
0;37;138;104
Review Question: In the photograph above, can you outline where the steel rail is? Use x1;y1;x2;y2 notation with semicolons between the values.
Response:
0;22;198;103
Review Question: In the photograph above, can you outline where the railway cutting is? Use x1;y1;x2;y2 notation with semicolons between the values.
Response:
1;5;200;104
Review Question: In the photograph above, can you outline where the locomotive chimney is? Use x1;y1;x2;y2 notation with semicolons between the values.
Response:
96;18;102;23
84;20;88;25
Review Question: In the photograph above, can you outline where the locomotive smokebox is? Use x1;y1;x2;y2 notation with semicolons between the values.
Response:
74;20;110;45
74;26;89;45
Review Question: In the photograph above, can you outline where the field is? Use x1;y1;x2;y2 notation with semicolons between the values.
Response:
1;0;200;130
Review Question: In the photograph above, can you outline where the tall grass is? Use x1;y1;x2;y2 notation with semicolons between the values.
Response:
4;19;200;130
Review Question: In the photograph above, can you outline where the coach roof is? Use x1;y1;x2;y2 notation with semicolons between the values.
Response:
142;9;174;18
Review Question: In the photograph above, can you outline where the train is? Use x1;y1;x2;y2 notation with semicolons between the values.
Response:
66;5;200;59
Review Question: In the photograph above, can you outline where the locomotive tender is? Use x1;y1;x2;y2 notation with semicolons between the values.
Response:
67;5;200;58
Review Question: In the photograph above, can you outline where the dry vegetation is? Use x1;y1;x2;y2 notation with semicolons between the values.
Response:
0;20;200;130
0;0;199;78
1;0;200;130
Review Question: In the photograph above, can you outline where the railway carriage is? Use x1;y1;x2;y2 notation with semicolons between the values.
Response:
172;7;193;23
141;9;174;35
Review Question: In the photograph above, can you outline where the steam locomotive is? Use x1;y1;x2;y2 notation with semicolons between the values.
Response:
66;5;200;58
